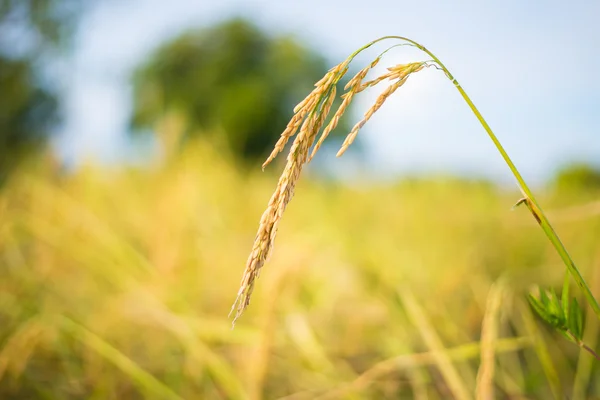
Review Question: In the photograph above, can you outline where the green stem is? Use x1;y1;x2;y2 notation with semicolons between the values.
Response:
567;331;600;361
372;36;600;319
452;78;600;320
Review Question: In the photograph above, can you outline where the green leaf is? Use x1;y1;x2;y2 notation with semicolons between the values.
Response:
549;289;562;316
548;288;567;329
569;298;585;341
529;289;570;333
528;294;555;326
562;273;570;319
539;288;550;307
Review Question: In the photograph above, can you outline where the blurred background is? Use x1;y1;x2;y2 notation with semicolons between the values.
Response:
1;0;600;398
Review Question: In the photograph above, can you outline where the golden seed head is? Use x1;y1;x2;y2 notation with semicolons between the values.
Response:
233;45;431;325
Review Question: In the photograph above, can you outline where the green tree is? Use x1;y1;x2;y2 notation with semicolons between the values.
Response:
0;58;57;176
0;0;85;53
131;18;351;162
553;163;600;192
0;0;89;181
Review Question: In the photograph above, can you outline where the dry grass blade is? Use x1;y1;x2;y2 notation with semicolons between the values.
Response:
0;317;47;382
58;316;184;400
475;280;506;400
127;292;248;399
246;256;301;400
399;287;473;400
315;337;530;399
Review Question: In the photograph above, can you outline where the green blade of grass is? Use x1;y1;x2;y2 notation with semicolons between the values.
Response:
418;38;600;321
518;302;562;399
58;316;184;400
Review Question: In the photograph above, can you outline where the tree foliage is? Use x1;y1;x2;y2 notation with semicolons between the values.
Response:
0;0;88;181
0;0;84;53
0;58;57;177
131;18;351;162
552;163;600;192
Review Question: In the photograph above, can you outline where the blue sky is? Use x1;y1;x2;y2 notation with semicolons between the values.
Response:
55;0;600;184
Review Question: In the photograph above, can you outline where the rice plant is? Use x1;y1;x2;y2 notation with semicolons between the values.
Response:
233;35;600;363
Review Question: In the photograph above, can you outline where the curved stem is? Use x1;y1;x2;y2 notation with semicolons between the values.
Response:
374;36;600;319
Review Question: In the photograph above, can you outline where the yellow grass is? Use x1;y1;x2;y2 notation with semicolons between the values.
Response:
0;141;599;398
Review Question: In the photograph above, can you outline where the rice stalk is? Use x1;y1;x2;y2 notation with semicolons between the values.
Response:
229;64;342;324
247;253;302;400
307;63;372;162
234;34;600;355
262;63;348;169
125;292;248;400
399;288;472;400
0;317;48;382
475;280;506;400
232;43;428;324
517;301;562;399
316;337;530;399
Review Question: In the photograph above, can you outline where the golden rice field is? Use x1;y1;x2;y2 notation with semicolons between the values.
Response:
1;141;599;399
